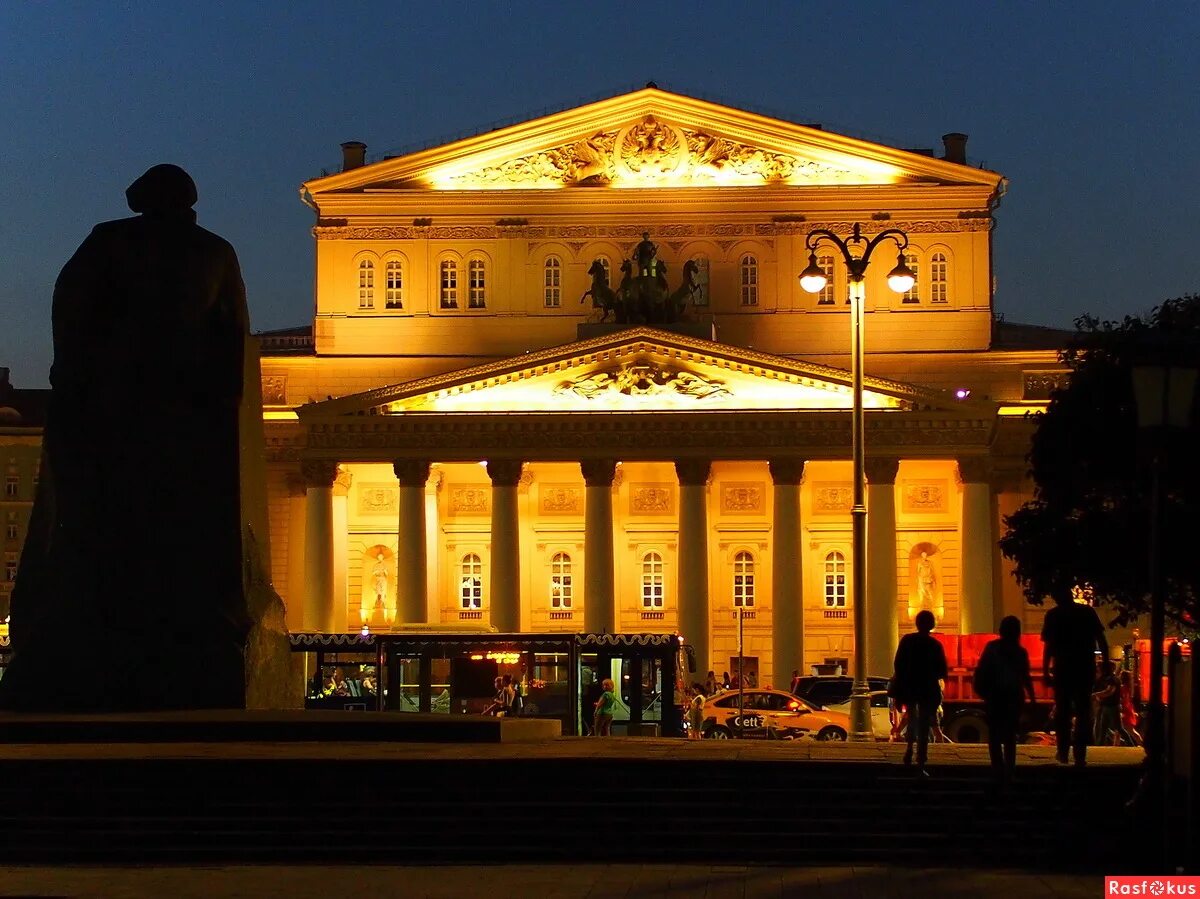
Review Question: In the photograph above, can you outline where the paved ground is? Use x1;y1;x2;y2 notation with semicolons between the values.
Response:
0;864;1107;898
0;736;1144;765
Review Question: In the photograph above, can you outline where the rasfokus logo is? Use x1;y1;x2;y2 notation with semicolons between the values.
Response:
1107;878;1200;895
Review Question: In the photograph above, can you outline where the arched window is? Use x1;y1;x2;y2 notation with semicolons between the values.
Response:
544;255;562;307
385;258;403;309
460;553;482;609
824;551;847;608
550;552;572;609
468;257;487;309
641;552;664;609
692;254;710;306
816;255;835;305
930;252;948;303
739;254;758;306
358;259;375;309
902;253;919;304
440;258;459;309
733;551;755;607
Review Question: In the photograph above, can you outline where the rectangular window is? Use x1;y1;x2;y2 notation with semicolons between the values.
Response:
930;254;948;303
4;511;16;541
4;474;17;498
902;254;919;304
440;261;459;309
816;256;835;305
468;260;486;309
385;262;403;308
4;553;16;583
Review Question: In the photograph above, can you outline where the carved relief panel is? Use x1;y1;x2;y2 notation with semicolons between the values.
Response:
630;484;675;515
811;482;853;515
539;484;583;515
449;486;491;515
357;484;399;516
900;480;949;515
720;482;764;514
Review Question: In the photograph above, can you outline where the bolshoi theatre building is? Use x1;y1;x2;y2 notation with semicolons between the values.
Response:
4;86;1072;686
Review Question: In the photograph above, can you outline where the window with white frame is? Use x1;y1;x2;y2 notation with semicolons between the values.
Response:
357;259;375;309
468;257;487;309
4;467;16;498
824;551;847;607
930;252;948;303
902;253;920;304
4;553;15;583
440;258;459;309
692;255;710;306
5;511;17;541
384;258;403;308
460;553;482;609
550;552;572;609
641;552;664;609
816;255;836;305
739;254;758;306
543;256;562;307
733;551;755;607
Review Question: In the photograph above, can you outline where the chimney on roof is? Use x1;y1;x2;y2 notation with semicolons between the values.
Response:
942;132;968;165
341;141;367;172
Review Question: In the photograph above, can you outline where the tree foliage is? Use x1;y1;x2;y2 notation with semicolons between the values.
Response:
998;295;1200;628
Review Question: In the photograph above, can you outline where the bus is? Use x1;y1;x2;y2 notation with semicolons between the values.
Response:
290;629;690;737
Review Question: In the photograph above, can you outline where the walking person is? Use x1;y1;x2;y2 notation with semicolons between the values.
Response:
1041;592;1108;766
973;616;1036;783
593;678;617;737
891;610;948;776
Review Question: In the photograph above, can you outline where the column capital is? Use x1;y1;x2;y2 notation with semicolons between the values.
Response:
392;458;432;488
864;456;900;486
333;467;353;497
300;459;339;489
768;457;806;487
285;472;309;498
580;458;618;487
486;459;524;487
956;456;992;485
674;458;712;487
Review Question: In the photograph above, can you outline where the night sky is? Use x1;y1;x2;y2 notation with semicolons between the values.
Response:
2;2;1197;386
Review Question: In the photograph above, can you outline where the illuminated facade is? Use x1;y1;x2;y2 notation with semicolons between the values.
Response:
250;85;1070;686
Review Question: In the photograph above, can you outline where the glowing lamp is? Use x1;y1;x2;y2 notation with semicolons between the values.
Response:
955;388;971;400
886;253;916;294
798;253;828;293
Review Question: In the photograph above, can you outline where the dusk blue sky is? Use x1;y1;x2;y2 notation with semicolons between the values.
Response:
2;2;1197;386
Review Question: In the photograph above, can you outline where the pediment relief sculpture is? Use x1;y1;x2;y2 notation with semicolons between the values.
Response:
556;362;731;401
432;116;864;189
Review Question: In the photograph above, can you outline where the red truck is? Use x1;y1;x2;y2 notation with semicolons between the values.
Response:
931;632;1055;743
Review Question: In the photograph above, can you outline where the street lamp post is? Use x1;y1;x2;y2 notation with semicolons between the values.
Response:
799;223;914;741
1132;358;1198;861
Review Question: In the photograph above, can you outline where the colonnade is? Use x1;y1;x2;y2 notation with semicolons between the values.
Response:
295;455;999;679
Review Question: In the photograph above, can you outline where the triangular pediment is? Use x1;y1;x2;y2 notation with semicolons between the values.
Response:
306;86;1002;193
300;328;989;419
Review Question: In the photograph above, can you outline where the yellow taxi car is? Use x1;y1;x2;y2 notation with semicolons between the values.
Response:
700;688;851;741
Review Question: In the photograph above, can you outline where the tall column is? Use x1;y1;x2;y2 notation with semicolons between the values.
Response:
770;458;805;691
284;473;308;633
676;459;712;679
487;459;523;633
393;459;431;624
301;460;337;633
424;469;443;624
865;457;900;678
581;459;617;634
331;468;352;633
958;456;996;635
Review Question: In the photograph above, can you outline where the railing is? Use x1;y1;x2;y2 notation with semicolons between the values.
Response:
731;609;756;620
640;611;665;621
548;610;573;621
823;609;848;619
459;610;483;621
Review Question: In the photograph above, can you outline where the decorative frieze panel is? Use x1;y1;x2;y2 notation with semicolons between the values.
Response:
556;363;730;401
539;484;582;515
262;375;288;405
449;486;490;515
721;482;764;513
357;484;398;515
900;480;949;514
1022;371;1069;401
630;484;675;515
812;482;853;514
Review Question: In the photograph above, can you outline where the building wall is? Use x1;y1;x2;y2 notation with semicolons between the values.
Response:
0;438;39;618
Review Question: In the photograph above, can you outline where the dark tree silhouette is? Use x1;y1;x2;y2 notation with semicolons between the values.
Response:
999;295;1200;628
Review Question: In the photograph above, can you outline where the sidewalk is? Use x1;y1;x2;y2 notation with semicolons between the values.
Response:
0;864;1106;898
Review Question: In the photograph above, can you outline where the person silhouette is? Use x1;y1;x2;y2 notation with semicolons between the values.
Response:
974;615;1036;783
1040;591;1107;766
0;164;250;711
892;610;948;776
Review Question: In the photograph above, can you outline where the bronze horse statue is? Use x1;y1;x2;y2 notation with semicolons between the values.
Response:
584;256;700;325
580;259;621;321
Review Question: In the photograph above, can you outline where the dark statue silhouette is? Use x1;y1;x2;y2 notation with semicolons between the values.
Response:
0;165;261;711
580;233;700;325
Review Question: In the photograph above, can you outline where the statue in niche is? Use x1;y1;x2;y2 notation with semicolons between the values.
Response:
372;553;390;607
916;551;937;608
0;164;252;711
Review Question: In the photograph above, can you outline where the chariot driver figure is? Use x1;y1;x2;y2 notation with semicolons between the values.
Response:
633;231;658;278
